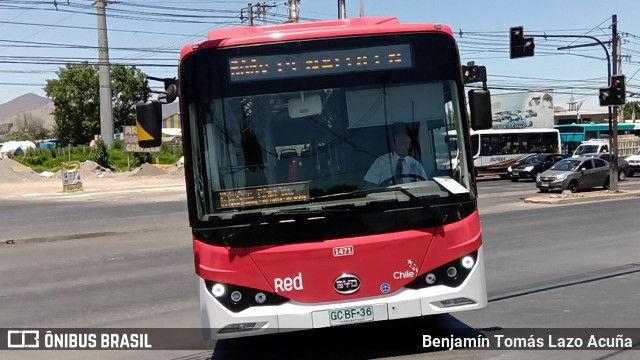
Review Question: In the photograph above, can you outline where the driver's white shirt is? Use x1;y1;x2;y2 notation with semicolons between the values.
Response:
364;152;428;185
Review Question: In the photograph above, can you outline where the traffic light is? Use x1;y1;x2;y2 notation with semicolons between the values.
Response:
599;75;626;107
509;26;535;59
609;75;626;106
599;87;612;107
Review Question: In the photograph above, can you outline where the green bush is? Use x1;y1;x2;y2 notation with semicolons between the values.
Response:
13;140;182;173
134;152;153;165
89;139;110;168
157;143;183;164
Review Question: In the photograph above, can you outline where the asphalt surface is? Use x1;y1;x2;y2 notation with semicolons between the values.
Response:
1;177;640;359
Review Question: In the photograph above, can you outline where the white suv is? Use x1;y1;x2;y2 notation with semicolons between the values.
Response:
572;140;609;158
626;150;640;177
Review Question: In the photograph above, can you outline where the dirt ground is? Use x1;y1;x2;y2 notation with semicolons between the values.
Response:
0;158;186;198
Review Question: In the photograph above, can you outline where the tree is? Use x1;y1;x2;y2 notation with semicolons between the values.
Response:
3;130;32;141
13;114;50;140
623;101;640;120
44;63;146;146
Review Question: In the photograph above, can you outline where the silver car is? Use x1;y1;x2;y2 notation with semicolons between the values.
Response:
536;156;610;193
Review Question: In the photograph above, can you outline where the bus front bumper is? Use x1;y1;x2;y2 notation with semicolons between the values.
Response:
199;247;487;339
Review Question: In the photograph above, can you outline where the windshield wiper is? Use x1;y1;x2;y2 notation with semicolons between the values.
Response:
313;187;443;220
222;207;351;246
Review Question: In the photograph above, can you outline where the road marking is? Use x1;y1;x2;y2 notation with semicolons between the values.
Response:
22;185;185;199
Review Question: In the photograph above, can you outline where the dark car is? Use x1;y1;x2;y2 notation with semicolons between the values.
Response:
581;152;630;181
507;153;568;181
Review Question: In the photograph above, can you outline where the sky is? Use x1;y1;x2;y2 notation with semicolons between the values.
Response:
2;0;640;112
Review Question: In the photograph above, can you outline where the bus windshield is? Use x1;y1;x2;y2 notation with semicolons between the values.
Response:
180;33;475;229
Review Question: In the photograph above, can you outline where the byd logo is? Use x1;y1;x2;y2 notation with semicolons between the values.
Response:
333;274;361;294
273;272;303;293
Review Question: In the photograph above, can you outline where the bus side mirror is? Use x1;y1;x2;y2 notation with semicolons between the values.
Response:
135;100;163;148
469;89;492;130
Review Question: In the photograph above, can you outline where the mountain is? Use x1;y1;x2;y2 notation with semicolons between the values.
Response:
0;93;55;131
0;93;181;132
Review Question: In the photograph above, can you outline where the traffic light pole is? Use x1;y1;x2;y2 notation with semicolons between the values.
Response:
529;32;617;190
611;15;619;192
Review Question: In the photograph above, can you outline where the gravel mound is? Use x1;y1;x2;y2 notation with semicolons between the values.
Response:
166;164;184;177
52;160;114;179
130;163;168;177
0;158;42;183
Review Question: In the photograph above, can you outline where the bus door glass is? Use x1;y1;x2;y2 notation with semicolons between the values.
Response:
540;132;560;153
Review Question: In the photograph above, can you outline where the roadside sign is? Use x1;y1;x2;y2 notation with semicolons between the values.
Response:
122;126;161;153
62;161;82;192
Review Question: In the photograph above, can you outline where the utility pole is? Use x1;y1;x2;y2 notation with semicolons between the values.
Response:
287;0;300;22
246;3;254;26
610;14;619;191
255;3;275;25
96;0;114;148
338;0;346;19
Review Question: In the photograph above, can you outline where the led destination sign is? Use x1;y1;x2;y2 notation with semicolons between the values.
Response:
229;44;412;82
216;182;310;209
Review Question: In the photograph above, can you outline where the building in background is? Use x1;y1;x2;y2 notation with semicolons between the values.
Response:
490;91;554;129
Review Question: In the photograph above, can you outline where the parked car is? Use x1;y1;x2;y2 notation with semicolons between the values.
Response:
626;150;640;177
507;153;567;181
536;157;610;193
581;152;630;181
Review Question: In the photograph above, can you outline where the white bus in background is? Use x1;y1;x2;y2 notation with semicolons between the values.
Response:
468;128;561;178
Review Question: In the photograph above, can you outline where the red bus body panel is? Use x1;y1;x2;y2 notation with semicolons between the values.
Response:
180;17;453;58
194;211;481;303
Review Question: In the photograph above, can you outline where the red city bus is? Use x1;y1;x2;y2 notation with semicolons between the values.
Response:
136;16;492;339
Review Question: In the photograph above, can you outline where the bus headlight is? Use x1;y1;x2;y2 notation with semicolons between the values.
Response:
404;251;478;290
211;283;225;297
206;281;289;313
230;291;243;303
425;273;436;284
462;256;475;269
254;292;267;304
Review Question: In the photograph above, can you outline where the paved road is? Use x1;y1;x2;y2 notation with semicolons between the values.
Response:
477;174;640;213
1;179;640;359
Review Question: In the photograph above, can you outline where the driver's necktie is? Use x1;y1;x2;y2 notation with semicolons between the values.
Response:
395;158;405;183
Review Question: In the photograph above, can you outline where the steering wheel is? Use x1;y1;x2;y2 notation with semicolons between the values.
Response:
379;173;427;187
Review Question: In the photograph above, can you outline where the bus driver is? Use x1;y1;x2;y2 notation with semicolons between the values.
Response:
364;126;428;185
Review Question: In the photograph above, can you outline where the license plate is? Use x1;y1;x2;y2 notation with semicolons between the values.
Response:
540;183;549;187
329;306;374;326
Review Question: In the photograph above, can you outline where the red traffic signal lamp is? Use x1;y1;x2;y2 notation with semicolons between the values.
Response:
600;75;626;107
610;75;626;105
510;26;535;59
